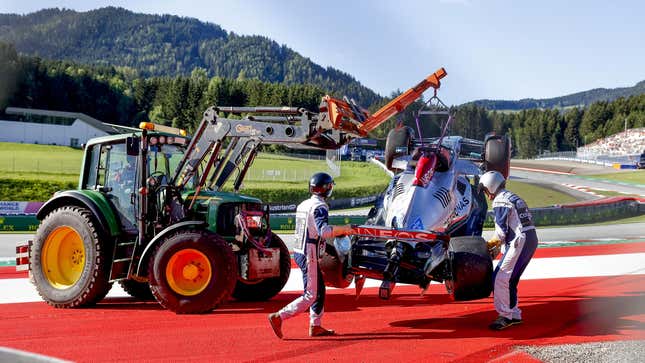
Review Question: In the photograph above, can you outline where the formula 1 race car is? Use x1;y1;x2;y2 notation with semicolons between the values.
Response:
320;99;512;301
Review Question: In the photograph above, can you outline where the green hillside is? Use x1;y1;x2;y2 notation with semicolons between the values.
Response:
0;7;380;107
469;80;645;110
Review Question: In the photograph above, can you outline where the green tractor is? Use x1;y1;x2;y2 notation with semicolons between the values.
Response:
23;119;296;314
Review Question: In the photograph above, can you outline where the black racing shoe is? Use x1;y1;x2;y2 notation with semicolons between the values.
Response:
489;316;515;330
511;318;523;326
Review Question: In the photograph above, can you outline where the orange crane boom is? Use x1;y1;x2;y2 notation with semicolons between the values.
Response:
322;68;447;136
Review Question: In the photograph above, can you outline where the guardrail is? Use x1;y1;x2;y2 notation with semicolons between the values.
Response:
1;197;642;232
536;151;641;168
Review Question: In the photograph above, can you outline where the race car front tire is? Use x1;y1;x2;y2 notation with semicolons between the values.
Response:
445;236;493;301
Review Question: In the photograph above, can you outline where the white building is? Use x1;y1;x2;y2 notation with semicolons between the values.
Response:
0;107;136;147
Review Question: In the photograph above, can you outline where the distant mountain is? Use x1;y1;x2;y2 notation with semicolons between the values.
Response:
468;80;645;110
0;7;381;106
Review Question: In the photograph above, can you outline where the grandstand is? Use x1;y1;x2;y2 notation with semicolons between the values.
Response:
577;128;645;157
538;128;645;166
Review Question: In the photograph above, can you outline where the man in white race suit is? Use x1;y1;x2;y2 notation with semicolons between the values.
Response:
479;171;538;330
268;172;351;339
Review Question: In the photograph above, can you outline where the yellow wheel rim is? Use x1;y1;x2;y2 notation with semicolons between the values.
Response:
42;226;86;289
166;249;212;296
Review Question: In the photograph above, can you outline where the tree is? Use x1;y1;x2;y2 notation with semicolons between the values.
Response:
563;107;582;149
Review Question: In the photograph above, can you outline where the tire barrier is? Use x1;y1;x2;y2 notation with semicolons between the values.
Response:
1;197;643;232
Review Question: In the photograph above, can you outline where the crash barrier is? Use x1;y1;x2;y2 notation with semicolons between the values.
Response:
536;151;641;168
1;197;643;232
268;194;379;213
0;213;369;232
613;163;637;170
0;214;40;232
483;196;645;228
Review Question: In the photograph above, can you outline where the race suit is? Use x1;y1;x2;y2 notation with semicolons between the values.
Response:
276;195;331;327
491;189;538;321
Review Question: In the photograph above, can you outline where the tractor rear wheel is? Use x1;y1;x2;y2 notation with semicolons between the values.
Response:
445;236;493;301
148;230;236;314
31;206;113;308
232;233;291;301
118;279;154;301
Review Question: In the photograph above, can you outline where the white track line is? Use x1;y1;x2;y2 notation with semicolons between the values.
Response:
2;253;643;304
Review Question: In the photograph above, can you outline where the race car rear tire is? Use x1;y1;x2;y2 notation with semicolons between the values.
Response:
232;233;291;301
319;242;354;288
484;134;511;179
385;126;414;171
445;236;493;301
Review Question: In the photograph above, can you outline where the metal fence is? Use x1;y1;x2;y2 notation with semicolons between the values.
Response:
0;150;338;181
244;166;330;182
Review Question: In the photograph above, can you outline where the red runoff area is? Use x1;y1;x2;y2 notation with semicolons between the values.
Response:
0;275;643;362
1;242;643;362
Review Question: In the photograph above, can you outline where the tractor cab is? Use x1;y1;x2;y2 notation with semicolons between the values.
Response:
80;123;190;236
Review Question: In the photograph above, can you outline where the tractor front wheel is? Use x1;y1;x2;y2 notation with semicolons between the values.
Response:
148;230;236;313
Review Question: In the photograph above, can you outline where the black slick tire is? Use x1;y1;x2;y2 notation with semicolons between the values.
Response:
445;236;493;301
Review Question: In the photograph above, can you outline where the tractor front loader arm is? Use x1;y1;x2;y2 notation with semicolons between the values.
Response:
172;68;448;199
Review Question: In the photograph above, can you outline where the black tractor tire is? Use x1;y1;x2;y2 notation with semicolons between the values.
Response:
385;126;414;171
484;134;511;179
118;279;154;301
319;242;354;288
31;206;113;308
232;233;291;301
445;236;493;301
148;230;237;314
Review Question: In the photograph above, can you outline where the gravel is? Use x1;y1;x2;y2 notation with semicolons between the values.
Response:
518;340;645;362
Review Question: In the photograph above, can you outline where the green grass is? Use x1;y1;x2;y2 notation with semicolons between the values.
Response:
580;170;645;185
506;180;577;207
3;172;79;183
0;142;580;206
0;142;82;175
583;188;641;198
0;142;389;202
228;154;390;202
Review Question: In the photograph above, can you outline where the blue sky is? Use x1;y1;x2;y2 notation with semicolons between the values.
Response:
4;0;644;105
